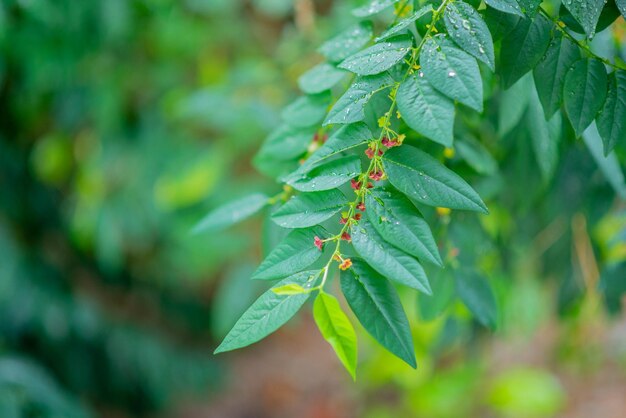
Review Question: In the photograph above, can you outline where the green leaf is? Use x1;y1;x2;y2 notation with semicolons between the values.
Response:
618;0;626;18
484;0;524;17
304;123;373;170
338;36;412;76
484;7;521;41
517;0;542;15
365;188;442;266
418;268;455;320
257;124;315;161
562;0;605;37
383;145;488;213
252;226;328;280
455;136;498;175
352;0;401;17
498;73;533;137
528;87;562;182
396;73;455;147
340;259;416;367
281;93;331;128
454;269;498;329
313;292;358;380
563;58;608;137
271;189;348;228
325;73;396;125
443;1;495;71
420;35;483;112
582;122;626;199
272;283;308;295
298;63;348;95
533;34;581;119
375;5;433;41
596;70;626;155
286;155;362;192
214;271;318;353
319;22;373;63
193;193;268;234
351;219;432;294
500;14;551;88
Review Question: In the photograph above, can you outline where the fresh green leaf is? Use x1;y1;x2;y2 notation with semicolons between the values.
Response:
256;124;316;161
313;292;358;379
396;73;455;147
528;88;562;182
319;22;373;63
272;283;308;295
303;123;373;170
375;5;433;41
351;219;432;294
365;188;442;266
193;193;268;234
596;70;626;155
383;145;488;213
281;92;331;128
352;0;401;17
562;0;606;37
338;36;412;76
252;227;328;280
340;258;417;367
563;58;608;137
500;14;551;88
420;35;483;112
271;189;348;228
517;0;542;15
325;73;396;125
533;34;581;119
455;136;498;175
484;0;524;17
498;73;533;137
443;1;495;71
215;270;318;353
298;63;348;95
454;269;498;329
286;155;362;192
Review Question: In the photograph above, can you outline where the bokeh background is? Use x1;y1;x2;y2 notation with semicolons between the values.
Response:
1;0;626;417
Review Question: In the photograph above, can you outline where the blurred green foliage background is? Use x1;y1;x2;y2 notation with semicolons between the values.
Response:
1;0;626;417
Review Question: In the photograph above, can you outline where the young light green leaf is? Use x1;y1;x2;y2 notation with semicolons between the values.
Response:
313;292;358;380
338;36;412;76
193;193;268;234
286;155;362;192
325;73;396;125
352;0;401;17
528;87;562;182
443;1;495;71
484;0;524;17
383;145;488;213
498;72;533;137
596;70;626;155
215;271;318;353
252;226;328;280
420;35;483;112
533;34;581;119
340;258;417;368
562;0;605;37
563;59;608;137
500;14;551;88
396;73;455;147
256;124;315;161
319;22;373;63
271;189;348;228
454;269;498;329
272;283;308;295
365;189;442;266
455;136;498;175
298;63;348;95
375;5;433;41
281;92;331;128
351;219;432;294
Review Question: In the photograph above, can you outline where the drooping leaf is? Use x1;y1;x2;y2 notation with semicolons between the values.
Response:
256;124;316;161
582;122;626;199
454;269;498;329
596;70;626;155
559;2;622;35
527;89;562;182
533;34;581;118
271;189;348;228
375;5;433;41
484;7;521;41
215;270;319;353
340;258;417;367
561;0;606;37
281;92;331;128
365;189;442;266
383;145;488;213
193;193;268;234
313;292;358;379
420;35;483;112
352;0;401;17
338;36;413;76
484;0;524;17
500;14;551;88
396;73;455;147
319;22;373;63
286;155;362;192
443;1;495;70
498;72;533;137
563;58;608;137
298;63;348;95
325;73;396;125
351;219;432;294
252;226;328;280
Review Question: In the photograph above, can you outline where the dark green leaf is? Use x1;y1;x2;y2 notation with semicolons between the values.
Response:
618;0;626;18
298;63;348;95
517;0;542;15
596;70;626;155
286;155;362;192
375;5;433;41
340;259;416;367
498;73;533;136
563;58;608;137
484;7;521;41
454;269;498;329
352;0;401;17
271;189;348;228
193;193;268;234
252;226;328;280
396;74;455;147
562;0;606;37
282;93;331;128
338;36;412;76
383;145;488;213
319;22;373;63
484;0;524;17
443;1;495;70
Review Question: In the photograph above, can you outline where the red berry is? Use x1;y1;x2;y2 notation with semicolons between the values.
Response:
341;232;351;241
350;179;362;190
354;213;362;221
356;202;366;211
365;148;375;159
314;236;324;251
